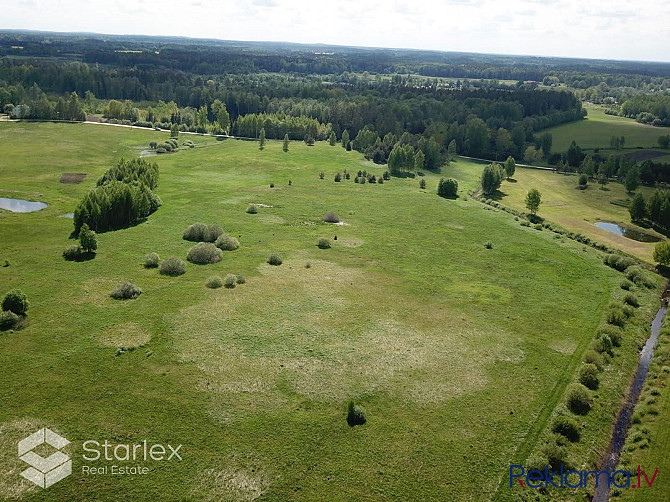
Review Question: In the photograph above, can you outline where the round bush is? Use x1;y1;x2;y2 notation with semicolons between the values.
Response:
144;252;160;268
0;310;19;330
597;324;623;347
267;253;282;266
236;275;246;284
623;304;635;318
437;178;458;198
484;241;493;249
224;274;237;289
583;349;604;370
346;400;366;426
620;280;634;290
579;363;600;390
246;204;258;214
565;383;592;415
215;235;239;251
2;289;28;316
187;243;223;265
206;275;224;289
542;439;572;471
551;415;581;442
592;333;613;355
63;245;83;261
623;293;639;308
318;238;331;249
110;281;142;300
183;223;223;243
324;211;340;223
606;307;626;327
160;257;186;276
626;266;654;287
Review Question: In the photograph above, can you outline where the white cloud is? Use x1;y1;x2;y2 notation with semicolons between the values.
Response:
1;0;668;62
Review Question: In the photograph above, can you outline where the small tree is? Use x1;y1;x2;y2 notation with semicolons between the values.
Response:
525;188;542;215
259;127;266;150
625;167;640;192
447;139;457;161
653;241;670;265
597;171;609;190
414;150;425;172
329;131;336;146
170;123;179;139
341;130;350;149
2;289;28;316
282;133;289;152
437;178;458;198
629;193;647;222
419;178;426;189
578;173;588;187
504;156;516;179
79;223;98;253
481;163;505;195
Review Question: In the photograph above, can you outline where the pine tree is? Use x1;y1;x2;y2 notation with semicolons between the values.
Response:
341;130;350;149
283;134;289;152
329;131;336;146
79;223;98;253
259;128;266;151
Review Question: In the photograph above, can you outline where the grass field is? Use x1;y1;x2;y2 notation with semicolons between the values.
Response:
0;122;664;501
543;104;670;160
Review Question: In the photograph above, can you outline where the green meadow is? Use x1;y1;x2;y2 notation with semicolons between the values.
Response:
0;122;663;501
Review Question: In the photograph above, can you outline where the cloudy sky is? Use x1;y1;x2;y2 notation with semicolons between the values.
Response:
4;0;670;62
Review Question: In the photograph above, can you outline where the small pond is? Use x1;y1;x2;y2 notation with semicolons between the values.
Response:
594;221;661;243
0;197;48;213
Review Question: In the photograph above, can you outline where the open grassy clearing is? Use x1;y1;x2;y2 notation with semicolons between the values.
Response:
543;104;668;153
0;122;663;501
493;166;664;262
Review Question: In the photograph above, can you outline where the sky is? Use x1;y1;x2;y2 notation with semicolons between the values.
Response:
3;0;670;62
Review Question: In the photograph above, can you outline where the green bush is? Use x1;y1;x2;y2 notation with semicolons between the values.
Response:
604;254;636;272
626;266;654;288
0;310;19;330
318;238;331;249
267;253;283;266
437;178;459;198
565;383;592;415
324;211;340;223
419;178;426;189
623;293;639;308
206;275;223;289
620;280;634;290
583;350;604;370
2;289;28;316
187;243;223;264
597;324;623;347
111;281;142;300
63;245;83;261
606;306;626;327
160;257;186;276
215;235;239;251
542;439;572;471
346;400;367;426
551;415;581;442
224;274;237;289
579;363;600;390
182;223;223;243
592;334;613;355
246;204;258;214
484;241;493;249
2;259;9;267
236;275;246;284
144;252;160;268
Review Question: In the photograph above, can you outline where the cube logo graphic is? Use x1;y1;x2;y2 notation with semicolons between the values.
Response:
18;428;71;488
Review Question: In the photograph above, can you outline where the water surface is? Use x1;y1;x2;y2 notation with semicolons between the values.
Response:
0;197;48;213
594;221;661;243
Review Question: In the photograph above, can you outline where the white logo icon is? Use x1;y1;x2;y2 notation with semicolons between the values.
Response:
18;428;71;488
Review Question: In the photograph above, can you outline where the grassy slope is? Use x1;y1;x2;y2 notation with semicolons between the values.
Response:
0;122;659;501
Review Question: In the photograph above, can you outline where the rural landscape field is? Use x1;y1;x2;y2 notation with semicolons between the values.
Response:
1;9;670;502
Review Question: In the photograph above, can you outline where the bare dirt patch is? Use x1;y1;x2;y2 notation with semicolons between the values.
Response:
59;173;87;184
99;322;151;348
624;150;667;162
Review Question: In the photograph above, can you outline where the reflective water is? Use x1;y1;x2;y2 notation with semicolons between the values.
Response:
594;221;661;243
0;197;48;213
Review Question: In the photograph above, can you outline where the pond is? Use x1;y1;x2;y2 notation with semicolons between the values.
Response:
594;221;661;243
0;197;48;213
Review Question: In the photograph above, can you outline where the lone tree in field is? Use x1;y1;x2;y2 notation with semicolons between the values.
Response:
341;130;350;149
525;188;542;215
629;193;647;222
653;241;670;265
79;223;98;253
329;131;336;146
481;163;505;195
625;167;640;193
282;134;289;152
597;171;609;190
259;128;266;150
504;156;516;179
170;123;179;139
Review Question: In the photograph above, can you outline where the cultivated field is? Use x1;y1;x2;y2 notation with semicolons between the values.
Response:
0;122;663;501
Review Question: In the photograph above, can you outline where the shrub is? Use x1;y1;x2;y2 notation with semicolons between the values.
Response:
437;178;459;198
383;171;390;180
2;259;9;267
552;415;581;442
111;281;142;300
246;204;258;214
78;223;98;253
305;262;312;269
419;178;426;189
566;383;592;415
377;177;384;184
160;257;186;276
63;245;83;261
623;293;639;308
604;254;636;272
0;310;19;330
236;275;246;284
224;274;237;289
578;173;588;186
206;275;224;289
579;363;600;390
2;289;28;316
187;243;222;264
484;241;493;249
267;253;283;266
182;223;223;242
542;439;571;471
319;172;325;179
318;238;331;249
345;173;351;180
598;324;623;347
216;235;240;251
621;280;634;290
623;304;635;318
324;211;340;223
606;306;626;327
144;252;160;268
583;350;604;370
270;183;275;188
625;266;654;287
156;147;167;154
334;173;342;182
346;400;367;426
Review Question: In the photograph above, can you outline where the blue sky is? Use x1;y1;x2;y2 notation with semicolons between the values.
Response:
4;0;670;62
